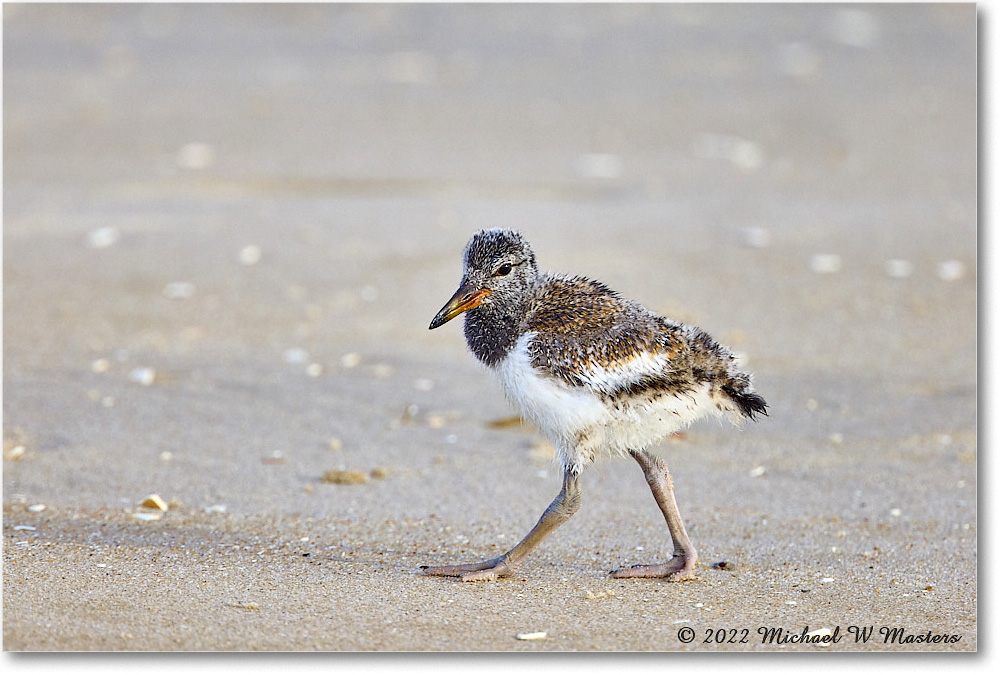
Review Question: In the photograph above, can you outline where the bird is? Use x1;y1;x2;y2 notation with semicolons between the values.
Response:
422;229;766;582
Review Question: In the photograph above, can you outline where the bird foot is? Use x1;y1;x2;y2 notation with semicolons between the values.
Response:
420;557;515;582
610;555;697;581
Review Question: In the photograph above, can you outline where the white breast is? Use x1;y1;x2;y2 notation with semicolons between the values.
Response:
491;333;725;473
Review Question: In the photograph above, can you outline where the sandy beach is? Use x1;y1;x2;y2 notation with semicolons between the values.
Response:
3;4;977;652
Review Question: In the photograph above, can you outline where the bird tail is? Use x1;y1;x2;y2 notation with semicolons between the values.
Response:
721;376;768;421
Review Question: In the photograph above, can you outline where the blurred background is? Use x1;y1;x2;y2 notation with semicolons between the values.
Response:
3;0;978;524
4;0;977;516
2;1;979;652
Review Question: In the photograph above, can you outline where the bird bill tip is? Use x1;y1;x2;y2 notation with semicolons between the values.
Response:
428;287;491;330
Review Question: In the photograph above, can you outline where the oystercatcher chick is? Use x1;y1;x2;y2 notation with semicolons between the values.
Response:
423;229;766;582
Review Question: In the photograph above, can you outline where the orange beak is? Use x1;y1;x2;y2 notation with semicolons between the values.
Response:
429;284;492;329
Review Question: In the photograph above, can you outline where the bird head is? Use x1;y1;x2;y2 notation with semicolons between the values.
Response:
429;229;539;329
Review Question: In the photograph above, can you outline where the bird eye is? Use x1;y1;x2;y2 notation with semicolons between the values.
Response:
494;263;513;277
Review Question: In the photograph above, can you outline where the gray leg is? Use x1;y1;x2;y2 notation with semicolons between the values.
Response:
421;469;581;582
611;449;698;580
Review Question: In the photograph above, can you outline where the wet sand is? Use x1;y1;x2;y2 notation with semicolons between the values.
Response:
3;4;977;651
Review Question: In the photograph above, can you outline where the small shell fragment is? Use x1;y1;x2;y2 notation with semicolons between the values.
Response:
239;245;262;266
163;281;196;300
129;367;156;386
321;469;369;485
28;504;47;512
283;348;309;364
486;416;524;429
806;627;835;646
515;631;547;641
140;494;168;511
87;226;120;249
938;260;965;281
132;512;162;521
810;253;843;274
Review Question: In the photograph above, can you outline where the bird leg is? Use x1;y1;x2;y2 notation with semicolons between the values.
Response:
611;449;698;580
421;469;581;581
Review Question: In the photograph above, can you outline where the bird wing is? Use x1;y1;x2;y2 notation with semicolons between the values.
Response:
523;276;692;397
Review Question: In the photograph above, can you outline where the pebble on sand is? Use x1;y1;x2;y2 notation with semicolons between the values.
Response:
515;631;547;641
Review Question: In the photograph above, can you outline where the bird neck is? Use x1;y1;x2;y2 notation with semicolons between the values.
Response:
463;285;536;367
